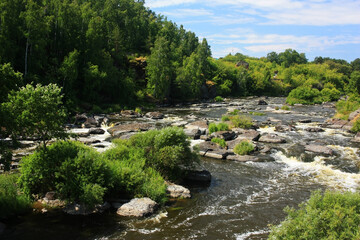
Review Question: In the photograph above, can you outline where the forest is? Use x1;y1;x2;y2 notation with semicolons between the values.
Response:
1;0;360;112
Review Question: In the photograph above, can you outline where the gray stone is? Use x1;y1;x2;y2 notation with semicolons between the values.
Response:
166;184;191;198
259;145;272;154
227;155;259;162
304;144;334;155
83;117;100;128
184;128;202;139
121;110;141;118
44;191;57;201
258;100;268;105
232;129;260;141
259;134;286;143
116;198;157;217
205;150;230;159
197;141;221;152
74;113;88;124
275;125;296;132
185;120;209;133
145;112;164;119
89;128;105;134
349;108;360;121
200;135;212;141
351;132;360;143
108;123;153;137
63;202;111;215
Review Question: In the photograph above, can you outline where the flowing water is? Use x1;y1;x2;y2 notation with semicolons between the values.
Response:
3;97;360;240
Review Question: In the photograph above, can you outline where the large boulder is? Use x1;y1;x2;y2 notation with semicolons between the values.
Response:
185;120;209;134
121;110;141;118
197;141;222;155
83;117;100;128
232;129;260;141
145;112;164;119
166;184;191;198
258;100;268;105
258;133;286;143
349;108;360;121
74;113;88;125
184;128;202;139
116;198;157;217
89;128;105;135
323;119;352;130
107;123;153;137
304;144;334;155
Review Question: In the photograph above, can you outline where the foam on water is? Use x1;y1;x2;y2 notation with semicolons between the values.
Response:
235;229;270;240
272;151;360;191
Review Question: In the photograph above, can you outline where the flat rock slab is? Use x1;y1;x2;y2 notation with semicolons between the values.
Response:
185;120;209;130
108;123;153;137
205;150;230;159
351;132;360;143
233;129;261;141
227;155;259;162
145;112;164;119
304;144;334;155
275;125;296;132
117;198;157;217
121;110;142;118
324;119;352;130
197;141;221;152
89;128;105;134
166;184;191;198
259;134;286;143
184;128;202;139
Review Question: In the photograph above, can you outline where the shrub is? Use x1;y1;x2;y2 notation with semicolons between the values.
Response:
351;119;360;133
208;122;229;134
230;115;253;129
234;141;255;155
268;191;360;240
249;111;266;116
286;86;322;105
335;99;360;120
135;107;142;114
0;173;31;219
275;106;280;110
211;138;227;148
281;105;290;110
19;141;110;207
221;115;230;121
228;109;240;115
214;96;224;102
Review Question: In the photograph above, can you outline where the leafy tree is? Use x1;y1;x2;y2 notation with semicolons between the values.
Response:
2;83;68;149
352;58;360;71
0;63;23;102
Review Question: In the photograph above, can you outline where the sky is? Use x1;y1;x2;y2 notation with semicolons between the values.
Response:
144;0;360;62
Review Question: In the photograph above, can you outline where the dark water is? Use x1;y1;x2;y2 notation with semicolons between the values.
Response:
3;97;359;240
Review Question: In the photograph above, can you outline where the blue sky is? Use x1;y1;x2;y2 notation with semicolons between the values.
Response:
145;0;360;62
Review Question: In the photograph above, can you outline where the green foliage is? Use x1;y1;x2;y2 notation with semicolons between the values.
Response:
334;99;360;120
351;119;360;133
208;122;230;134
0;63;23;102
234;141;255;155
2;83;68;148
228;109;240;115
221;115;230;121
214;96;224;102
135;107;142;114
249;111;266;116
211;138;227;148
230;115;253;129
269;190;360;240
275;106;280;110
0;173;31;219
19;141;109;207
281;105;290;110
286;86;322;105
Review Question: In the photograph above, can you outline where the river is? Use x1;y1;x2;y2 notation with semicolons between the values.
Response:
2;97;359;240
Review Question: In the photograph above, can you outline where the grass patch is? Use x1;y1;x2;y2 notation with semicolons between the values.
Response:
233;141;255;155
211;138;227;148
351;119;360;133
228;109;240;115
230;115;253;129
209;122;229;134
214;96;224;102
249;111;266;116
335;99;360;120
281;105;290;110
221;115;230;121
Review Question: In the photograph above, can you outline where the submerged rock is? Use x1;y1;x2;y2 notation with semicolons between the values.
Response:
116;198;157;217
349;108;360;121
304;144;334;155
166;184;191;199
185;170;212;183
227;155;259;162
305;128;324;133
63;202;110;215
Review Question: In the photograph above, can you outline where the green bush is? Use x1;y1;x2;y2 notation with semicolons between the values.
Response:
335;99;360;120
19;141;110;207
208;122;230;134
228;109;240;115
214;96;224;102
221;115;230;121
281;105;290;110
351;119;360;133
0;173;31;219
211;138;227;148
234;141;255;155
249;111;266;116
230;115;253;129
269;191;360;240
286;86;322;105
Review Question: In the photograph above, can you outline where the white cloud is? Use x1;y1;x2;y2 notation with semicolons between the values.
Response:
244;44;297;53
145;0;198;8
162;8;213;18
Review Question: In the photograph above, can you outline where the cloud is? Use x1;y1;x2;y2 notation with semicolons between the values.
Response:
162;8;213;18
146;0;198;8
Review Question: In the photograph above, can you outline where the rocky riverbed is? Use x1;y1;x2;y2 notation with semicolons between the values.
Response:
2;96;360;240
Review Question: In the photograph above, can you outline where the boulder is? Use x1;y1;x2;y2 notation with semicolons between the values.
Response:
304;144;334;155
323;119;348;129
210;131;236;141
0;222;5;235
275;125;296;132
200;135;212;141
116;198;157;217
298;119;312;123
145;112;164;119
305;128;324;133
76;132;90;137
184;170;211;183
205;150;230;159
184;128;202;139
258;100;268;105
197;141;221;153
349;108;360;121
89;128;105;135
107;123;153;137
258;133;286;143
83;117;100;128
82;139;101;145
74;113;88;125
259;145;272;154
166;184;191;198
227;155;259;162
185;120;208;133
44;191;57;201
121;110;141;118
351;132;360;143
